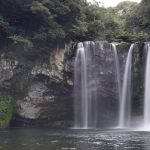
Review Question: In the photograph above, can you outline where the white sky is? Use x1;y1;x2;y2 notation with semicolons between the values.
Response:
87;0;141;7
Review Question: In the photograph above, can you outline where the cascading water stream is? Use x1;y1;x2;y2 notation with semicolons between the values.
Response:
111;44;122;105
74;41;97;129
118;44;134;128
143;43;150;129
74;42;88;128
74;41;134;129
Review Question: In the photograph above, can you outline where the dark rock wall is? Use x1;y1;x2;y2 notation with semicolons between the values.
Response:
0;41;144;128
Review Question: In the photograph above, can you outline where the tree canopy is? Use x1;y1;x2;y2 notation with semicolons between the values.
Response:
0;0;149;58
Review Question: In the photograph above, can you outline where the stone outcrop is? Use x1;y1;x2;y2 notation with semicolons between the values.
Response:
17;81;55;119
31;47;66;81
0;54;18;84
15;46;74;126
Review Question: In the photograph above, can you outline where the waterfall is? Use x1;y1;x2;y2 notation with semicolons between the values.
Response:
74;41;97;128
143;43;150;129
118;44;134;128
74;42;88;128
111;44;122;105
74;41;134;129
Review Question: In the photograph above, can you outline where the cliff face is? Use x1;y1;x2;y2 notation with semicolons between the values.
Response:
0;55;18;84
14;47;74;127
0;41;141;128
0;46;74;127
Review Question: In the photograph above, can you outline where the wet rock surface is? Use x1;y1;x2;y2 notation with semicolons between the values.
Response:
0;42;133;127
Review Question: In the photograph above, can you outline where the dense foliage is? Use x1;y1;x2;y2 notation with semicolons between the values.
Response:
0;92;12;127
0;0;147;59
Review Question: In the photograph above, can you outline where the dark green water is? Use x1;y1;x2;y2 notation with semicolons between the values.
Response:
0;128;150;150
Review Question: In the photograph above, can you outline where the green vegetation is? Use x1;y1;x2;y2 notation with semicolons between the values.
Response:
0;0;148;59
0;0;149;57
0;93;12;127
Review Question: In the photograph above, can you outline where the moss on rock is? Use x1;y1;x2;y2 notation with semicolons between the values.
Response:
0;93;12;127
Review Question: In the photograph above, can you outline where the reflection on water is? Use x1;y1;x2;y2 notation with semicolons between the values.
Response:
0;128;150;150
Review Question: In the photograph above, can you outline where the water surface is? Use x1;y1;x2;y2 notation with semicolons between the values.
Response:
0;128;150;150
